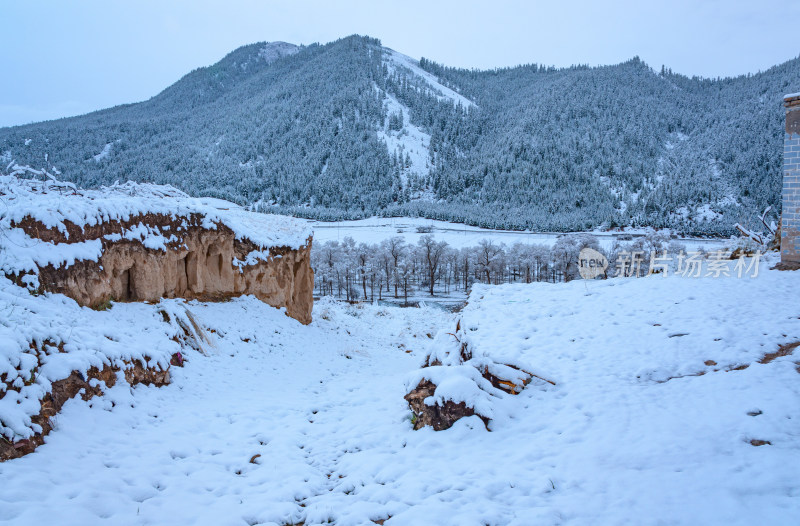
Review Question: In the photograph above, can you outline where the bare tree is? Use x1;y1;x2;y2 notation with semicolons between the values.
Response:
384;236;406;298
417;235;449;296
459;247;473;291
355;242;371;300
477;239;502;284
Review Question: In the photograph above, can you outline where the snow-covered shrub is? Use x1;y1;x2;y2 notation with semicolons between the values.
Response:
405;303;552;431
724;235;765;258
720;206;779;260
157;300;214;355
731;206;780;254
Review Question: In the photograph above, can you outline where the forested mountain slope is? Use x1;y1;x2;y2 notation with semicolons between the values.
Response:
2;35;797;234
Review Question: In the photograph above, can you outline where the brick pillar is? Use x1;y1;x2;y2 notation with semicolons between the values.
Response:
781;94;800;267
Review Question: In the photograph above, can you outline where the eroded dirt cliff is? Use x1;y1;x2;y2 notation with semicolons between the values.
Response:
11;213;314;324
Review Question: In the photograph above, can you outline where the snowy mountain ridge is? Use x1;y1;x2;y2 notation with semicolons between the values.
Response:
1;35;797;234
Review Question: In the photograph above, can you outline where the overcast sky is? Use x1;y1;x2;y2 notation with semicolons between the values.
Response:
1;0;798;128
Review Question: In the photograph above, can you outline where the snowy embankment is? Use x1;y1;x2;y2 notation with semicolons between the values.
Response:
1;253;798;524
0;273;203;444
0;175;315;456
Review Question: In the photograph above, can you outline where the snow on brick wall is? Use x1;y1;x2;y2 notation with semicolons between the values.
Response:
782;95;800;266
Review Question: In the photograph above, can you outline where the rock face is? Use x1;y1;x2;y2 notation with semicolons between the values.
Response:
12;213;314;324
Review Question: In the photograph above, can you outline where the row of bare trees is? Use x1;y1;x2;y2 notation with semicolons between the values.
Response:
311;233;615;302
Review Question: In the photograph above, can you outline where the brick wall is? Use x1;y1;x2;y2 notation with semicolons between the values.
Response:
781;95;800;266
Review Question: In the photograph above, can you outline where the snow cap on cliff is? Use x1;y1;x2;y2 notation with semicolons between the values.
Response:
0;175;313;275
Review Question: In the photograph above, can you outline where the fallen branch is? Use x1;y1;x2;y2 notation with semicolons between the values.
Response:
734;223;764;245
522;369;556;386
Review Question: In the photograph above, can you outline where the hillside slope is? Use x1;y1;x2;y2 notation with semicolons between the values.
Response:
1;35;798;233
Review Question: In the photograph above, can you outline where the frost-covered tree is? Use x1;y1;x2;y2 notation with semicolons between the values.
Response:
417;235;449;296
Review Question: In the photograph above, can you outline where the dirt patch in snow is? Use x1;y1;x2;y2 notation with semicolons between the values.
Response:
759;341;799;364
656;341;800;384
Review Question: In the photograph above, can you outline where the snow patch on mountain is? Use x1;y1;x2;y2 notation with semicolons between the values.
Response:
257;41;299;64
664;131;689;150
235;42;299;72
376;88;431;189
672;195;740;223
382;47;476;109
93;142;114;162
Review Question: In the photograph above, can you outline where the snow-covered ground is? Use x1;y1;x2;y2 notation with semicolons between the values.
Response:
1;254;798;525
304;216;728;252
0;296;448;525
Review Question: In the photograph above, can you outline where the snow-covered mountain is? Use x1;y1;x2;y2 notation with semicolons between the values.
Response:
1;35;798;234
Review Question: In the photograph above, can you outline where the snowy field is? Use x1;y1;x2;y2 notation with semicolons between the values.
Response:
303;216;728;252
1;254;798;525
